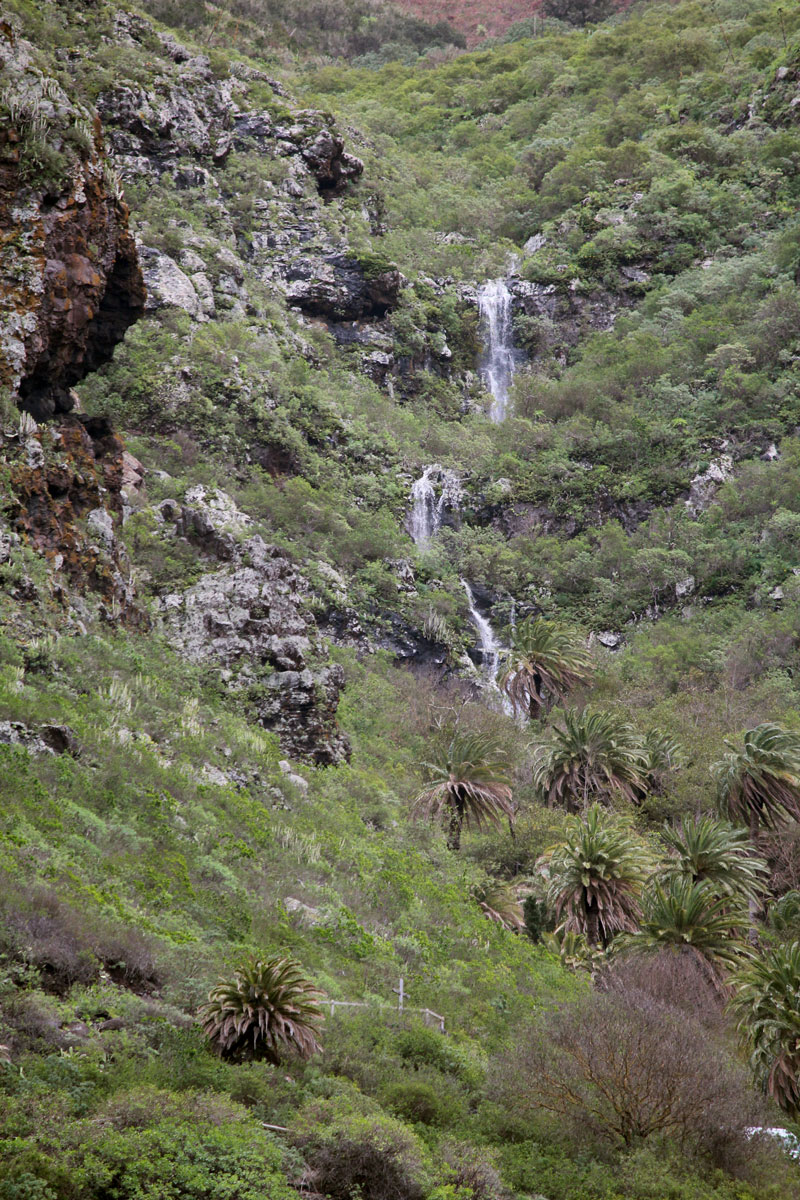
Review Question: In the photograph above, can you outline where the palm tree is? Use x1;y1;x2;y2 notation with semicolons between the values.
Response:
472;879;524;932
499;617;593;720
661;816;768;904
412;730;513;851
729;942;800;1117
538;805;650;948
532;707;649;812
200;955;323;1064
617;877;749;987
713;723;800;841
640;729;684;796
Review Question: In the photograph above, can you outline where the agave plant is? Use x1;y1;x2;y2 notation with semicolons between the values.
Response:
618;876;749;985
538;805;650;948
713;723;800;840
729;942;800;1116
412;730;513;851
499;616;593;720
472;879;524;932
532;707;649;812
661;816;767;904
200;955;323;1064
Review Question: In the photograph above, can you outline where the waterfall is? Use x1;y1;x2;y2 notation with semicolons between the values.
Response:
478;279;516;423
462;579;501;687
408;465;462;549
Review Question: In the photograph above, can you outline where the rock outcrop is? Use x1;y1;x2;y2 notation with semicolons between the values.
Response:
0;24;145;420
285;254;402;320
157;489;350;766
3;414;142;623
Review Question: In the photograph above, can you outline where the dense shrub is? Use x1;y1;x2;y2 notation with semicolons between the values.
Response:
292;1094;431;1200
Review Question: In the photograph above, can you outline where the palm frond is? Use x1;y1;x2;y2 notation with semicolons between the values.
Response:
729;942;800;1116
498;617;593;718
200;955;323;1065
617;876;750;978
532;707;649;812
661;815;768;903
472;879;524;932
412;730;513;849
713;723;800;831
538;805;650;947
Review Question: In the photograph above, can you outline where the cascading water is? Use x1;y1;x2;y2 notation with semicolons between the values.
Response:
462;580;500;684
478;279;516;423
408;465;462;549
462;580;516;715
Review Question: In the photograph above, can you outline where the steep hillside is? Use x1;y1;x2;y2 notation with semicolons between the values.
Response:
391;0;542;46
2;0;800;1197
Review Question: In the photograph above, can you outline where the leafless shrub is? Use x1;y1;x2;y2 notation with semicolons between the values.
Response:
440;1140;511;1200
597;948;726;1030
490;988;763;1170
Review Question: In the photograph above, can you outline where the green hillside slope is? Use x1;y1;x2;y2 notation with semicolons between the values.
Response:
2;1;800;1197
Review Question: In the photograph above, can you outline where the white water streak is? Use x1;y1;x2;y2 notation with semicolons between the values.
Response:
408;465;462;549
478;279;516;423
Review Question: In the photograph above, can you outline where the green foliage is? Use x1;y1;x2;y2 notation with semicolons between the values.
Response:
532;707;649;811
730;941;800;1117
499;616;593;719
661;816;768;903
713;723;800;833
619;877;749;976
539;805;649;947
412;730;513;851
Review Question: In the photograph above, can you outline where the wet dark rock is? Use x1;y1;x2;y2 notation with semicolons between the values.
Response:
286;254;402;320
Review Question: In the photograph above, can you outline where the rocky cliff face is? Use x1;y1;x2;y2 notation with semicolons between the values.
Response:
156;488;350;765
0;12;358;765
0;23;145;421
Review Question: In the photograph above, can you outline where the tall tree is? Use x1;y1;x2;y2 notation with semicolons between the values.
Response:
413;730;513;851
499;616;592;720
730;942;800;1117
713;723;800;842
539;805;649;948
542;0;615;26
532;707;648;812
618;877;749;988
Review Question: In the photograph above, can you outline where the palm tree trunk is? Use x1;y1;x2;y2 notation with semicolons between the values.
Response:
585;898;601;948
447;798;463;851
748;812;761;946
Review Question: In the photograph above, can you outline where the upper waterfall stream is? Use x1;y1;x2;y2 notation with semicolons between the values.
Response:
478;278;516;422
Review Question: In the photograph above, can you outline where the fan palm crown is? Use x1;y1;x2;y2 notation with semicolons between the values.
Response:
729;942;800;1117
200;955;323;1064
538;805;650;948
713;723;800;837
661;816;768;904
413;730;513;851
499;617;593;719
532;707;649;812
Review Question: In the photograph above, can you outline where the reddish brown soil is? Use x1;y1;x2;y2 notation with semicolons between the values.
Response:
397;0;544;46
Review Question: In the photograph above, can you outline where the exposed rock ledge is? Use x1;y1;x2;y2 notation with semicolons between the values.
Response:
0;22;145;420
157;489;350;766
